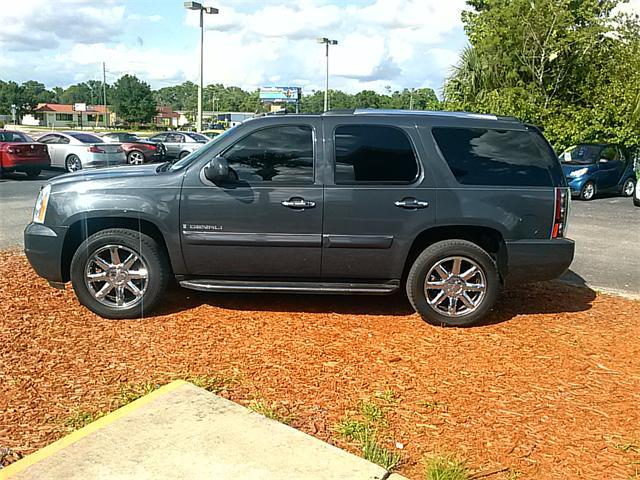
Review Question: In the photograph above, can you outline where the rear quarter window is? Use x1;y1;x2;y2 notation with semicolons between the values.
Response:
432;127;556;187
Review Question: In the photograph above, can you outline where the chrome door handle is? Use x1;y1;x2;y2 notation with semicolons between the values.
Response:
282;198;316;209
394;198;429;209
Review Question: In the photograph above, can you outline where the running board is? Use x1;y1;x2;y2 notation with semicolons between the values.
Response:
179;279;400;295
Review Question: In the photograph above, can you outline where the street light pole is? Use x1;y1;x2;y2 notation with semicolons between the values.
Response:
184;2;219;133
317;37;338;112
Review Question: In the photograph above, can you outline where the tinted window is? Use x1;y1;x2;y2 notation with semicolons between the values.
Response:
187;133;209;143
223;125;313;184
166;133;185;143
68;133;103;144
560;144;601;165
0;132;31;142
334;125;418;184
432;127;554;187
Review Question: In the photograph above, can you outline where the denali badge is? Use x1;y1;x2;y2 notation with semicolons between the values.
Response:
182;224;223;232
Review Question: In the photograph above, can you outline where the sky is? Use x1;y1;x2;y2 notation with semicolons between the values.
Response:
0;0;470;95
0;0;638;96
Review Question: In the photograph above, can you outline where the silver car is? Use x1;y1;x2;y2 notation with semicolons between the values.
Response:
37;131;127;172
147;131;208;159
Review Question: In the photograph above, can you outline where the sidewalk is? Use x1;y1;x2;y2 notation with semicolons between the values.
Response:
1;381;407;480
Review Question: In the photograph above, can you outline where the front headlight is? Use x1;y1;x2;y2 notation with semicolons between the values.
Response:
33;184;51;224
569;167;589;178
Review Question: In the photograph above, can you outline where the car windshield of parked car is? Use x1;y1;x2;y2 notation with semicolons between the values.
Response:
187;133;209;143
68;133;104;144
0;132;33;142
560;145;601;165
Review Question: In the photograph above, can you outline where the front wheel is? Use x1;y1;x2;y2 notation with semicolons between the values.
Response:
179;151;190;160
621;178;636;197
406;240;500;327
70;228;171;319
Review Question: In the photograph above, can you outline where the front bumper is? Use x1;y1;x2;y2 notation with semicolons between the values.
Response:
504;238;575;286
566;176;588;195
24;223;68;283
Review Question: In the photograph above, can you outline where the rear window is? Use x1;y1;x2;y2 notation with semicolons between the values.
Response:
68;133;103;144
0;132;31;142
334;125;418;184
432;127;555;187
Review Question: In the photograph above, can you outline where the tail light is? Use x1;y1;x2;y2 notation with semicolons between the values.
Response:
87;145;106;153
552;187;570;239
144;144;158;151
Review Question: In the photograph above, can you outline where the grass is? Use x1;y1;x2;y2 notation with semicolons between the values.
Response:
615;441;640;454
248;399;294;425
424;454;470;480
63;409;105;431
359;428;402;471
116;381;161;407
180;373;238;394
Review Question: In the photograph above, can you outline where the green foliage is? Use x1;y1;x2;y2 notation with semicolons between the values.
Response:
111;74;157;124
63;409;105;431
117;381;161;407
248;399;294;425
445;0;640;151
424;454;470;480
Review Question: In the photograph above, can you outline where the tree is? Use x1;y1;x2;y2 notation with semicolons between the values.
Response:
111;75;157;124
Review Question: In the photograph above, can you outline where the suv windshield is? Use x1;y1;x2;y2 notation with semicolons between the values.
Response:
167;128;234;172
560;144;601;165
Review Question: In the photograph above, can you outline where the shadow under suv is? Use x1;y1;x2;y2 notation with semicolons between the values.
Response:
24;109;574;327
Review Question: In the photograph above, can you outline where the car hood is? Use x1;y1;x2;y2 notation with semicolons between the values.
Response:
47;164;161;188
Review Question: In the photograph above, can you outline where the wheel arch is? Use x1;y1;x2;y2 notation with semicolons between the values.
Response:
60;217;173;282
402;225;507;283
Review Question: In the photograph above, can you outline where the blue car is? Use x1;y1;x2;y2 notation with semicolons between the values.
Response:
560;143;637;200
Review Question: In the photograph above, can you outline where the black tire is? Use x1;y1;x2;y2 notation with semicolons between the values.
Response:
406;239;500;327
66;154;82;172
621;177;636;197
70;228;171;319
179;151;189;159
579;181;595;201
25;168;41;178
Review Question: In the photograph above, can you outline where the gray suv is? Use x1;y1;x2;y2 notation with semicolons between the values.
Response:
24;110;574;326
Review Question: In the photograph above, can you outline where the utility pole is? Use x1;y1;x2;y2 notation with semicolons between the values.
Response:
316;38;338;112
102;62;109;128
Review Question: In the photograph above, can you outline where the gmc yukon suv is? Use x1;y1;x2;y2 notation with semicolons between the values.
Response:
24;110;574;326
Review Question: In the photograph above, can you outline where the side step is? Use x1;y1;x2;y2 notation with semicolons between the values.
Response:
178;279;400;295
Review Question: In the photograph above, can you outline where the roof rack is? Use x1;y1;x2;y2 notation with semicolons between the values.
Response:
350;108;519;122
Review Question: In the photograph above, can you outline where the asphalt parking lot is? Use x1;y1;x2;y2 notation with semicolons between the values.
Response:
1;169;638;295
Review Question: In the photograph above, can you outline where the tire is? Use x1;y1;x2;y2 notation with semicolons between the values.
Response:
579;181;595;201
179;151;190;159
25;168;41;178
621;178;636;197
70;228;171;319
127;150;145;165
66;154;82;172
406;239;500;327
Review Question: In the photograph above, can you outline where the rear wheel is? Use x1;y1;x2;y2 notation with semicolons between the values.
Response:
66;154;82;172
580;181;595;201
25;168;41;178
621;178;636;197
127;150;145;165
70;228;171;319
406;240;499;327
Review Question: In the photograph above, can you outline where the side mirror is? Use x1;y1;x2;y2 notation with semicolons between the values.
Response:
204;155;229;183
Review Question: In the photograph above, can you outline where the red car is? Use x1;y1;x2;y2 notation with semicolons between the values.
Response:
101;132;165;164
0;130;50;178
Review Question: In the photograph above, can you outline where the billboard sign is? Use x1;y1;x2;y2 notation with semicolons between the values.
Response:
259;87;301;104
73;103;87;112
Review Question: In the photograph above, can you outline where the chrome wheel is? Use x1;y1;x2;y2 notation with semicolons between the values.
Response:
623;179;635;196
582;182;595;200
84;245;149;309
424;256;487;318
128;151;144;165
66;155;82;172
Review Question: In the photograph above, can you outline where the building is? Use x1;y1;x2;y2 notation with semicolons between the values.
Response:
154;106;182;128
23;103;114;128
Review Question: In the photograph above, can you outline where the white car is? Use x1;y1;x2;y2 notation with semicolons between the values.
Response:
634;177;640;207
37;131;127;172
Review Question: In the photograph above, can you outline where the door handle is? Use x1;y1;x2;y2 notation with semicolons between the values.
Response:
282;197;316;209
394;198;429;209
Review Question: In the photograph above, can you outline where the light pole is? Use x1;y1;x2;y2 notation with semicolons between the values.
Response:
316;37;338;112
184;1;219;132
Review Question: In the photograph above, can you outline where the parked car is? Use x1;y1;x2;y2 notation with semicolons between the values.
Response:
146;131;209;159
24;109;574;326
101;132;165;165
37;132;126;172
560;143;637;200
0;130;49;178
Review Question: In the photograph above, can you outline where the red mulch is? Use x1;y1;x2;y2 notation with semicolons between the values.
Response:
1;250;639;479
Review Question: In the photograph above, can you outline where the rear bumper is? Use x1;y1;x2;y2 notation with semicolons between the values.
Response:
1;157;50;170
504;238;575;285
24;223;67;283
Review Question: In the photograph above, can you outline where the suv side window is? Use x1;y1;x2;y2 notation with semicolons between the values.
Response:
432;127;554;187
334;125;418;184
223;125;314;184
